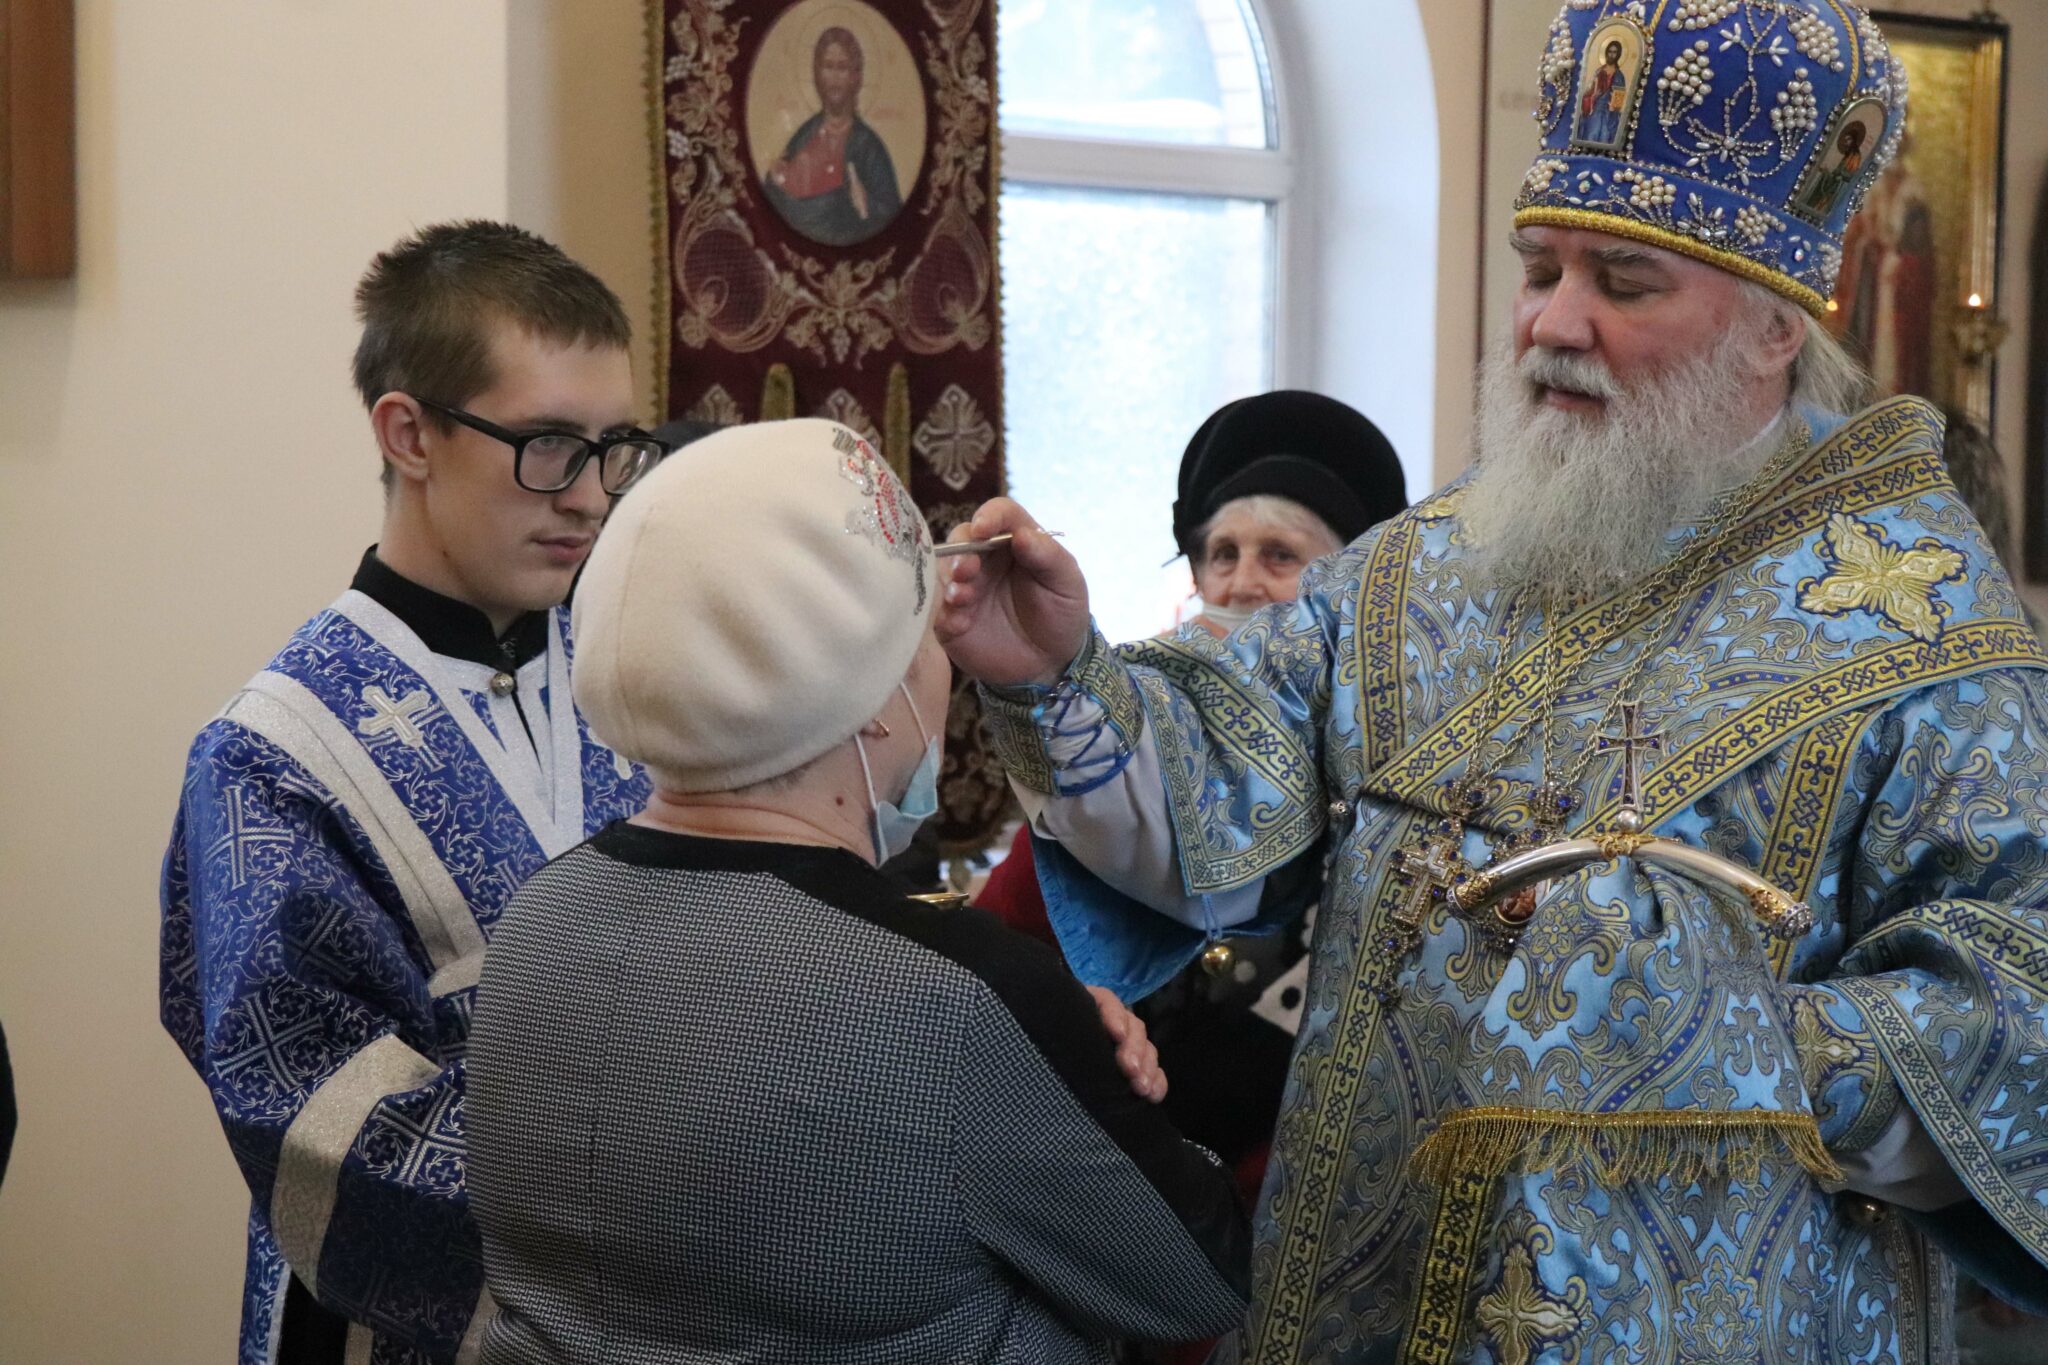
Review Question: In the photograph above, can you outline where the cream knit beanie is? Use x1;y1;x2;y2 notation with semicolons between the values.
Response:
572;419;936;792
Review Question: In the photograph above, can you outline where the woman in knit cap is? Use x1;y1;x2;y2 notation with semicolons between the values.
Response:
465;420;1248;1365
975;392;1406;1281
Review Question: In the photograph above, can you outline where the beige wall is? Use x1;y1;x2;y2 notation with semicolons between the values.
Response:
0;4;513;1361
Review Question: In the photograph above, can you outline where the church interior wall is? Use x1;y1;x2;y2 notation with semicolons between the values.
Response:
0;2;2044;1360
0;4;517;1360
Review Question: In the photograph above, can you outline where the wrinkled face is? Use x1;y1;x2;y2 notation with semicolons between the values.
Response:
1194;502;1332;615
413;322;636;624
1510;223;1751;420
816;40;862;112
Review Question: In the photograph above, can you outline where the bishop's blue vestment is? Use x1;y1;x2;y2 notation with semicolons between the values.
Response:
161;555;647;1365
985;399;2048;1363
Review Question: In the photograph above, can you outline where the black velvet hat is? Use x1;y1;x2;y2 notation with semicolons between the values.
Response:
1171;390;1407;560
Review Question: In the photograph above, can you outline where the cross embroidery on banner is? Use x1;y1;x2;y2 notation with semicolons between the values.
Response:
913;384;997;493
207;788;298;890
1596;701;1665;811
357;686;443;770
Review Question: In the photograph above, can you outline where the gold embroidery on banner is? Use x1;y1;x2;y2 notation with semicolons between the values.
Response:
654;0;998;367
1407;1105;1845;1188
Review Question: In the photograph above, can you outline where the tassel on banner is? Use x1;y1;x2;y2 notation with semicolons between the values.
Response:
1408;1106;1844;1190
761;364;796;421
885;362;913;489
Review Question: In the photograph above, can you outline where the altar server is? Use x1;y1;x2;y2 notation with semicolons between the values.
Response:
161;221;660;1365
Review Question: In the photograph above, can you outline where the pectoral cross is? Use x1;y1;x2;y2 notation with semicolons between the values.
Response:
1393;838;1464;933
1596;701;1664;814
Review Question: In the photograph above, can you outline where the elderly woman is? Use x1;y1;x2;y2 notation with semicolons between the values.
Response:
977;391;1405;1228
466;420;1248;1365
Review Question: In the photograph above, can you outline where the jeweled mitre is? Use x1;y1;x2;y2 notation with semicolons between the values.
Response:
1517;0;1906;315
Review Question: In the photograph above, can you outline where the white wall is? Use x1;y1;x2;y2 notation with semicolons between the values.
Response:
0;4;514;1361
1268;0;1447;497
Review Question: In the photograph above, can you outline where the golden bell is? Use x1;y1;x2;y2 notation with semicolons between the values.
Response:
1200;941;1236;978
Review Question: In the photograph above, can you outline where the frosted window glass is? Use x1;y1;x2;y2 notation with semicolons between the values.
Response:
999;0;1272;149
1001;184;1273;645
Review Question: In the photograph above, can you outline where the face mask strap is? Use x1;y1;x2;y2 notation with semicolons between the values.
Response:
852;731;887;861
898;681;932;749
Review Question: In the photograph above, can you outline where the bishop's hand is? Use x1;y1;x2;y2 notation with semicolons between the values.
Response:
935;497;1090;688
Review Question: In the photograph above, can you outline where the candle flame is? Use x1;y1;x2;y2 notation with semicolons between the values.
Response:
1968;293;1984;309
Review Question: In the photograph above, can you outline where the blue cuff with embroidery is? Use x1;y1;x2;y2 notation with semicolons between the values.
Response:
979;625;1145;797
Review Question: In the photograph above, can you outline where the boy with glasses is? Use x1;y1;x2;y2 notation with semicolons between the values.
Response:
160;221;661;1365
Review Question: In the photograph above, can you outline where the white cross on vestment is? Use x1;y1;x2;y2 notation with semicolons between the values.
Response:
215;1005;326;1087
207;788;299;890
357;686;443;768
369;1086;465;1185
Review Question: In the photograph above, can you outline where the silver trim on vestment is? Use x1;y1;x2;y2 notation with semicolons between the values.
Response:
456;1285;500;1365
226;673;485;975
271;1033;440;1297
331;592;585;857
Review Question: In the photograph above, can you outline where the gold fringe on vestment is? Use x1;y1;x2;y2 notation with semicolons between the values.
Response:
1409;1105;1844;1190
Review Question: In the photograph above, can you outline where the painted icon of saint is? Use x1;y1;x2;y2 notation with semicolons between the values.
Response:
1800;119;1870;218
1576;39;1629;146
763;27;905;247
1833;153;1935;399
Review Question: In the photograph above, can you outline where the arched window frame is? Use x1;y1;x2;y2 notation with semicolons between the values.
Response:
997;0;1311;386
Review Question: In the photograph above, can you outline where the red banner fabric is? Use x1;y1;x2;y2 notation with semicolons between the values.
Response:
651;0;1012;855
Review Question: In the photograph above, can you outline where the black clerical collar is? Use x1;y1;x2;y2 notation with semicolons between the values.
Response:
351;548;551;671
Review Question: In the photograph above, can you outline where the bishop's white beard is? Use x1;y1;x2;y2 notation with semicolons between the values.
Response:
1461;324;1783;598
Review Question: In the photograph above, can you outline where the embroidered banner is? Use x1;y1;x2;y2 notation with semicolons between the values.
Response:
649;0;1011;854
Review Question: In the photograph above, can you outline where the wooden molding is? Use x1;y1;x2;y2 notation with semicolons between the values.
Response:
1;0;76;278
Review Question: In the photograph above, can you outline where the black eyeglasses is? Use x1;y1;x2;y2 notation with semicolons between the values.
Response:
411;396;669;495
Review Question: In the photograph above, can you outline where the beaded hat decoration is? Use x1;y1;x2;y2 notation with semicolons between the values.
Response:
1516;0;1906;316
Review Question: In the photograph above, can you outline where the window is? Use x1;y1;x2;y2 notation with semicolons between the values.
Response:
998;0;1294;644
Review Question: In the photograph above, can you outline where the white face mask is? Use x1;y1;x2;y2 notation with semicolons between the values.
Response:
1198;600;1257;634
853;684;941;864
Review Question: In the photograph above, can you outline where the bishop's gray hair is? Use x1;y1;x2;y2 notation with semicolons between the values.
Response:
1735;279;1873;417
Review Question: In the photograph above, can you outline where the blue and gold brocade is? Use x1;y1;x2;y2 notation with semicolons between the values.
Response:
985;398;2048;1363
